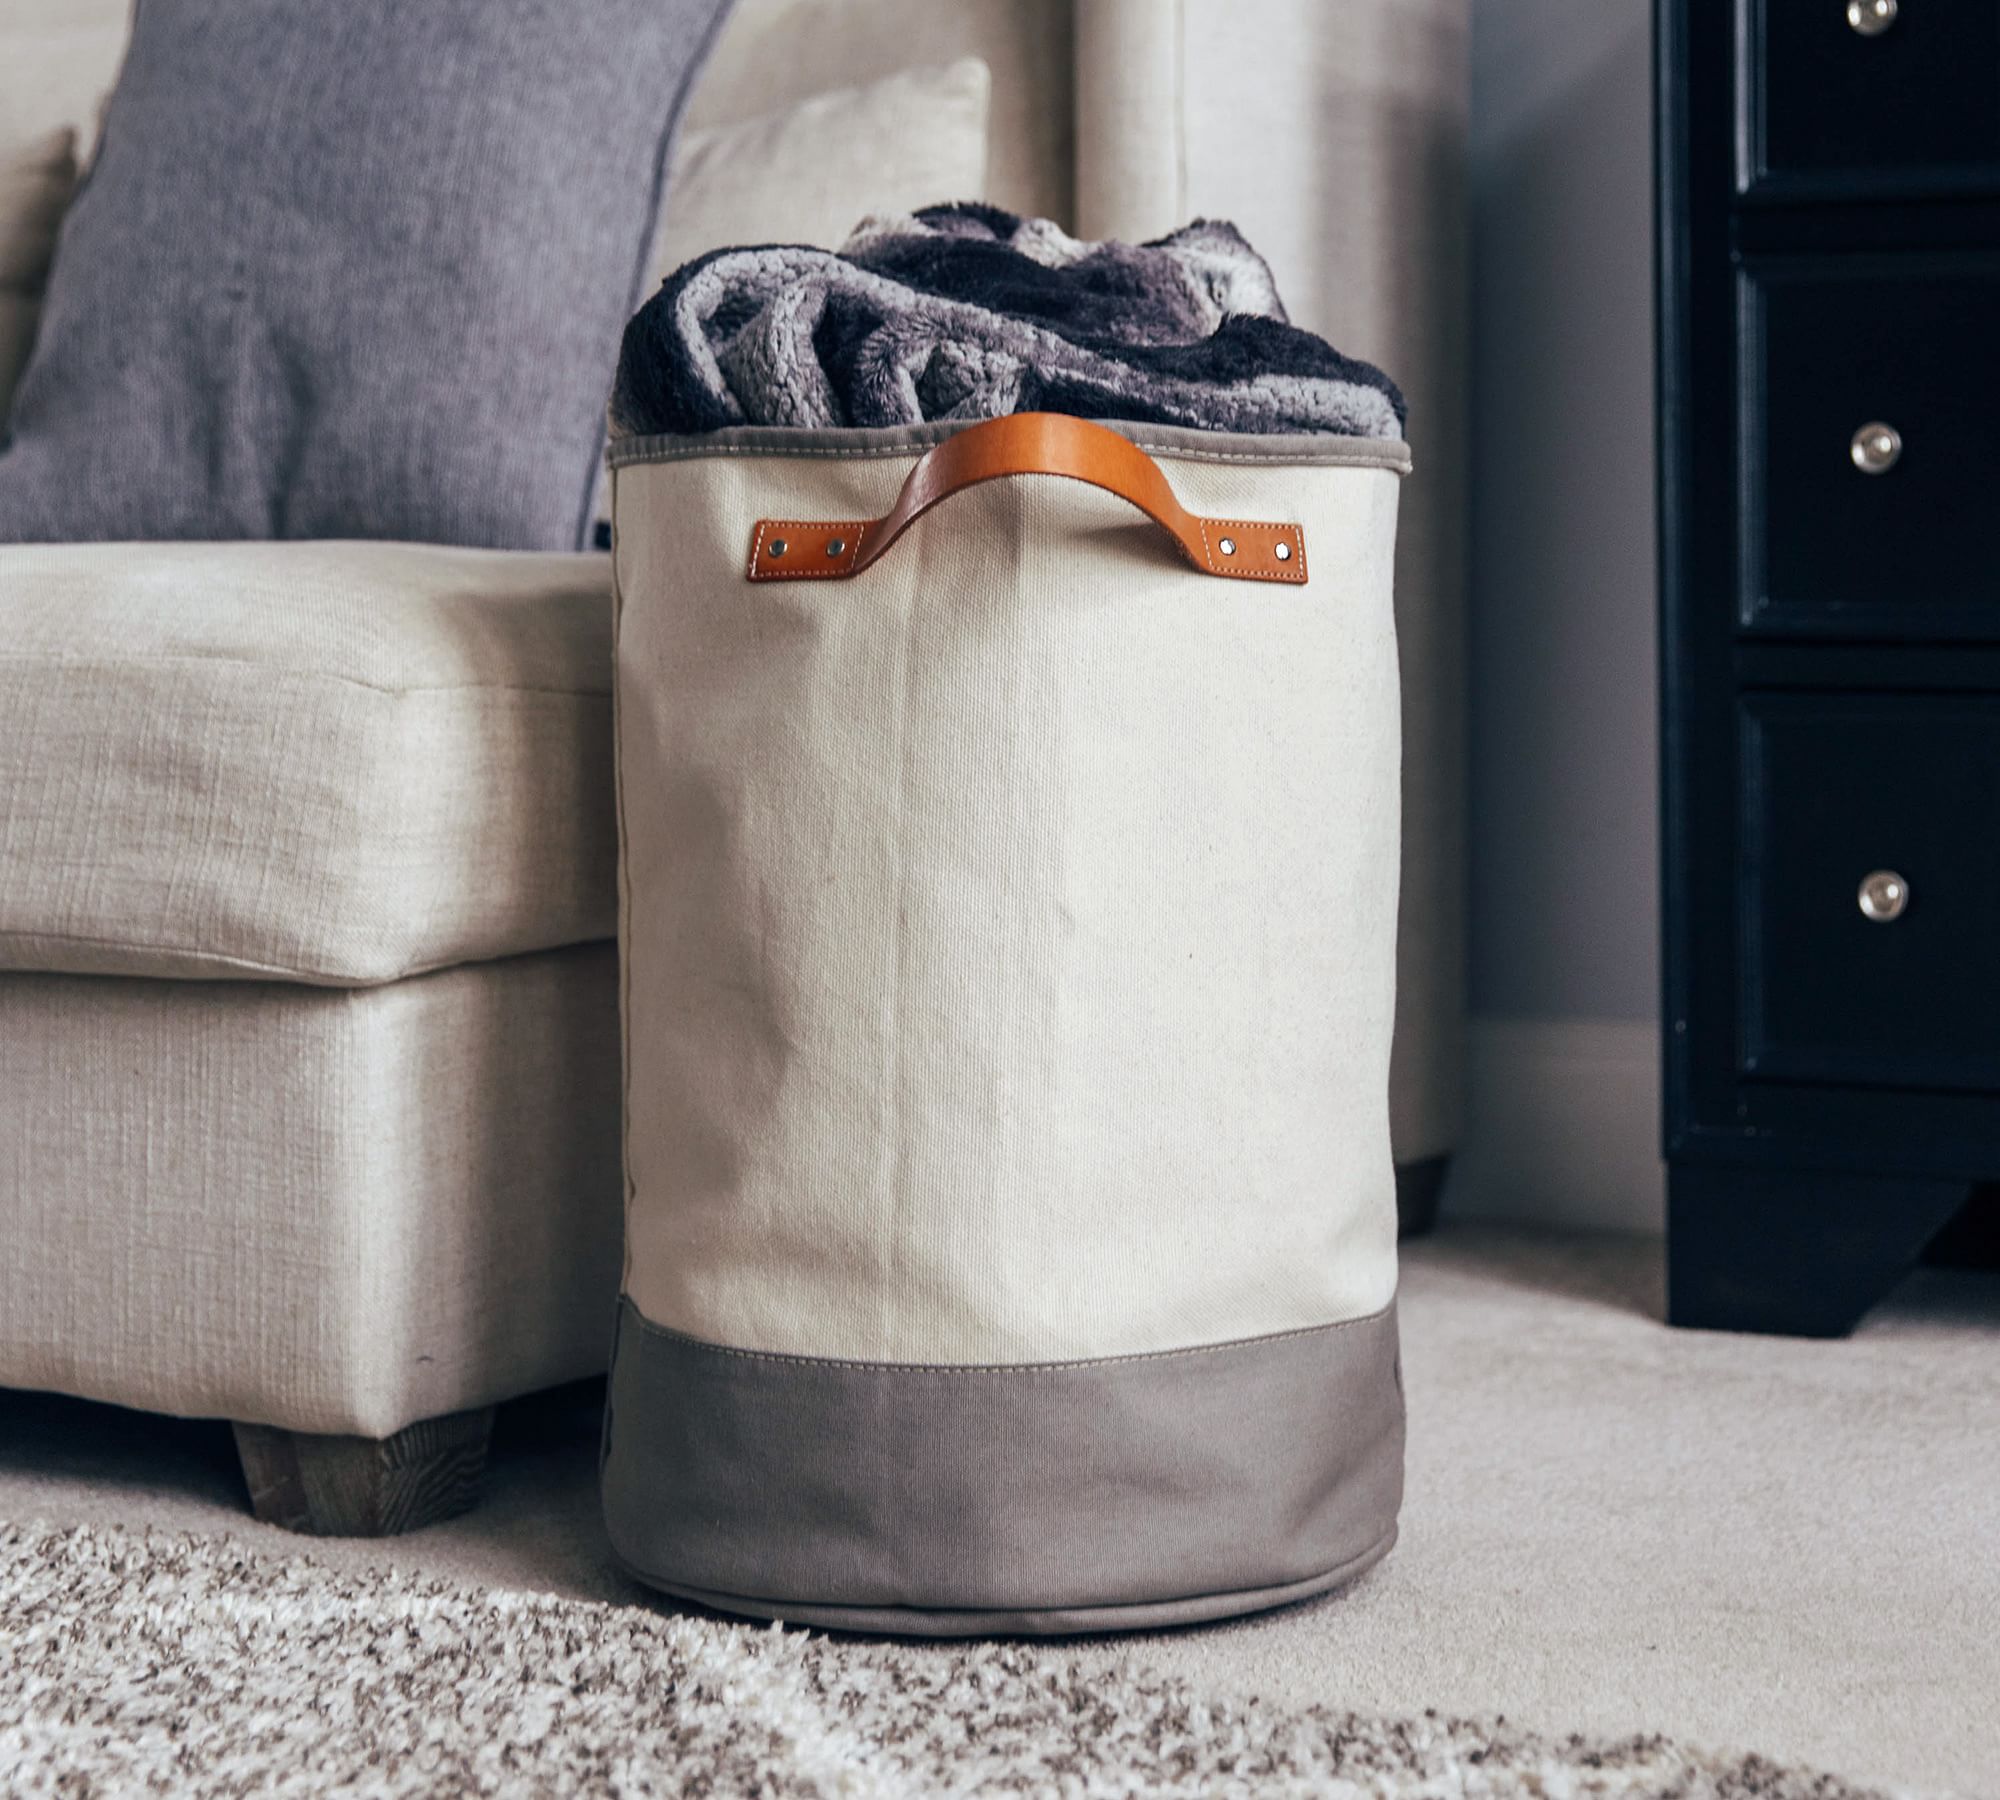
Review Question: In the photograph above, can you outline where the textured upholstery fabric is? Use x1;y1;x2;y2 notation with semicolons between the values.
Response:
614;428;1405;1362
0;0;123;427
0;130;75;425
0;541;615;985
1075;0;1471;1165
2;0;1056;219
0;0;131;160
0;948;622;1439
659;59;991;275
686;0;1070;222
0;0;731;550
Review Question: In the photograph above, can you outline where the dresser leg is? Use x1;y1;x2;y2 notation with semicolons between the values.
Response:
1668;1163;1967;1337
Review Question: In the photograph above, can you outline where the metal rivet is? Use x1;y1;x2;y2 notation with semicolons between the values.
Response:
768;537;788;558
1274;541;1292;562
1850;421;1901;475
1218;536;1236;556
826;538;847;557
1858;869;1909;923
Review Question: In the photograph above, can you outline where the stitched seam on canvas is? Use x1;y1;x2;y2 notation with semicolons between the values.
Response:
627;1525;1401;1626
749;519;867;578
1193;518;1307;583
619;1296;1396;1373
611;471;641;1301
1217;518;1307;584
611;436;1412;473
615;442;1411;472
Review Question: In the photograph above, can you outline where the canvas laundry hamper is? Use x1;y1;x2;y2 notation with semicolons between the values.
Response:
604;412;1410;1635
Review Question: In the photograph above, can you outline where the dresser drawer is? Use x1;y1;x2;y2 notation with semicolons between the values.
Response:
1738;257;2000;638
1740;0;2000;198
1740;692;2000;1091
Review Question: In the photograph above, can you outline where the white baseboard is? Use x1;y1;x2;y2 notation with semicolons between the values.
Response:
1440;1014;1665;1235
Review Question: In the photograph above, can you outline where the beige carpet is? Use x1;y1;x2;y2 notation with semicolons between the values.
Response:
2;1226;1995;1795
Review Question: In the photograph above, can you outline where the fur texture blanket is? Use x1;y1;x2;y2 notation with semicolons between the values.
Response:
609;204;1405;441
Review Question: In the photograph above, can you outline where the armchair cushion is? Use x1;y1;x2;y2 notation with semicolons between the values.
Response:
0;541;616;985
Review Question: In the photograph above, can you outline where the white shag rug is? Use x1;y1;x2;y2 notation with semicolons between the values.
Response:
0;1520;1909;1798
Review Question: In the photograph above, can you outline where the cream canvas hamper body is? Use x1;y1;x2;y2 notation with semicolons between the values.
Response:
603;413;1410;1635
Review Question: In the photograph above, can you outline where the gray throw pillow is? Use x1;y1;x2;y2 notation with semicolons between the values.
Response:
0;0;731;550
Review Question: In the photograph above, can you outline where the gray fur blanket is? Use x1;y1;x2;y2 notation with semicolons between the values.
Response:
609;203;1405;441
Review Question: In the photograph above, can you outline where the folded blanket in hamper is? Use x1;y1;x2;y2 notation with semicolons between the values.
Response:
609;202;1405;441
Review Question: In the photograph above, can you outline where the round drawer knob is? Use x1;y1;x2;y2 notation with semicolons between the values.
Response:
1847;0;1898;34
1857;869;1910;923
1850;421;1902;474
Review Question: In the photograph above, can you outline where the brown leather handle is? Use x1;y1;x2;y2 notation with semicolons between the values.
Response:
746;413;1306;585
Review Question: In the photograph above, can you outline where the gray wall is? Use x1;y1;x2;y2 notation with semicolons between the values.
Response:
1444;0;1663;1229
1466;0;1657;1025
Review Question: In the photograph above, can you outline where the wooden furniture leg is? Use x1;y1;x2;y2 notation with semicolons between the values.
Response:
233;1405;496;1536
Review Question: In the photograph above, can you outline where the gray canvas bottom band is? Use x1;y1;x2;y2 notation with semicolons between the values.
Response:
600;1297;1405;1637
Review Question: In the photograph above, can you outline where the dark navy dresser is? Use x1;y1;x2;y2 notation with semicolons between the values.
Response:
1656;0;2000;1334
